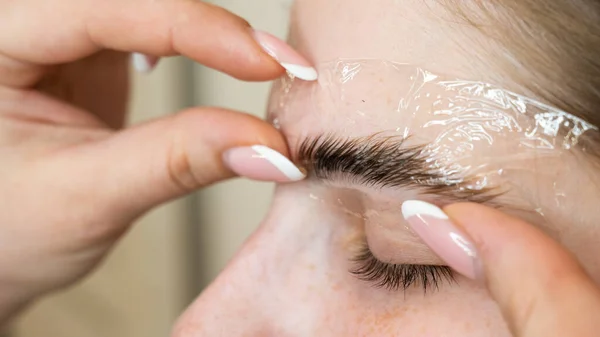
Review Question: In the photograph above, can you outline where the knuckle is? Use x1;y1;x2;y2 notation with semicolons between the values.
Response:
165;109;235;193
166;131;202;192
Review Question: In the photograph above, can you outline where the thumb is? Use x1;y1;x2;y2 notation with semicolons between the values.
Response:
52;107;304;222
401;200;600;337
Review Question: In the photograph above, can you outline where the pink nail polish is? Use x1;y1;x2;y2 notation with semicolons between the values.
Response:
223;145;306;182
401;200;479;279
252;30;318;81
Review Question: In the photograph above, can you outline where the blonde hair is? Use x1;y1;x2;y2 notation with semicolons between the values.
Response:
446;1;600;137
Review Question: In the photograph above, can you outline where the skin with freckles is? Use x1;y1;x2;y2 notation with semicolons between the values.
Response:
173;1;600;336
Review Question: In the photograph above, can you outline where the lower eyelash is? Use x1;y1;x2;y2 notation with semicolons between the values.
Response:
350;246;455;293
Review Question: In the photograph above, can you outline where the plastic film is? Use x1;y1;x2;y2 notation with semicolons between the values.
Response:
268;59;600;234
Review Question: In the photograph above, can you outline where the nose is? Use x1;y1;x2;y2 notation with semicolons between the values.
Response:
171;187;336;337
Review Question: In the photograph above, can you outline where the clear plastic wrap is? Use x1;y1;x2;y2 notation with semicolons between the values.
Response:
268;59;600;233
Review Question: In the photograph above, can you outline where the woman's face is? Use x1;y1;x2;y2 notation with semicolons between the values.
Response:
173;1;600;336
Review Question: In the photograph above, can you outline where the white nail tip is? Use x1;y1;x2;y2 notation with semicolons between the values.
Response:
280;63;318;81
401;200;449;220
132;53;153;73
251;145;306;181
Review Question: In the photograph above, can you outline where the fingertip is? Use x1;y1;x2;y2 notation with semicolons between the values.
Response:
222;145;306;183
443;203;543;265
445;203;591;293
171;108;299;183
251;30;318;82
72;107;293;220
442;203;600;336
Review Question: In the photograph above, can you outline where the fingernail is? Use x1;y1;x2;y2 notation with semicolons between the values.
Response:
252;30;318;81
132;53;159;73
401;200;479;280
223;145;306;182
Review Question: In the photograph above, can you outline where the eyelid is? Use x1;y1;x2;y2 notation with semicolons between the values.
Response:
364;217;446;266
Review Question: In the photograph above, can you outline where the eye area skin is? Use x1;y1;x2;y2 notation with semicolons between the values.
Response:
294;134;482;293
294;133;551;294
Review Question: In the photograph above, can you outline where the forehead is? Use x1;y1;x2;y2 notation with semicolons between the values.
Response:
269;59;591;160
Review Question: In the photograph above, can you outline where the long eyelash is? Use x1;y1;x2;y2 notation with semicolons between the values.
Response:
350;246;455;293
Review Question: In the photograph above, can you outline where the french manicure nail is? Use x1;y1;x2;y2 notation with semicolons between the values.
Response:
252;30;318;81
401;200;479;279
223;145;306;182
132;53;159;73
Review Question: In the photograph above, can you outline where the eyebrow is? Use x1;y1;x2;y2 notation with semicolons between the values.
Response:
297;134;502;204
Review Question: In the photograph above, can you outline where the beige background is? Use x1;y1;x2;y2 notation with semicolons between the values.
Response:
9;1;291;336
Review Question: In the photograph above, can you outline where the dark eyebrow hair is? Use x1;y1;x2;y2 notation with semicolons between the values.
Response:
297;134;502;204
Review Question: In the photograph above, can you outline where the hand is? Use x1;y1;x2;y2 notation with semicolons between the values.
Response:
0;0;313;322
401;201;600;337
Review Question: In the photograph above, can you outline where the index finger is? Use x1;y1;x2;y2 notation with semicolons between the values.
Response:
0;0;314;81
401;200;600;337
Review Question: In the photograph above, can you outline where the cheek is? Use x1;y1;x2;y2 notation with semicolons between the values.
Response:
328;286;507;336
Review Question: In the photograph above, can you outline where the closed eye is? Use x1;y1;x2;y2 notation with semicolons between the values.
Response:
350;244;455;293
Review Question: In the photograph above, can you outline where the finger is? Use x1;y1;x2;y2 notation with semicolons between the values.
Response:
39;107;305;224
401;200;600;337
0;0;316;83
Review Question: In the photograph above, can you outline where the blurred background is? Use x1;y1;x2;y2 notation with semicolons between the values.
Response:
5;1;292;336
